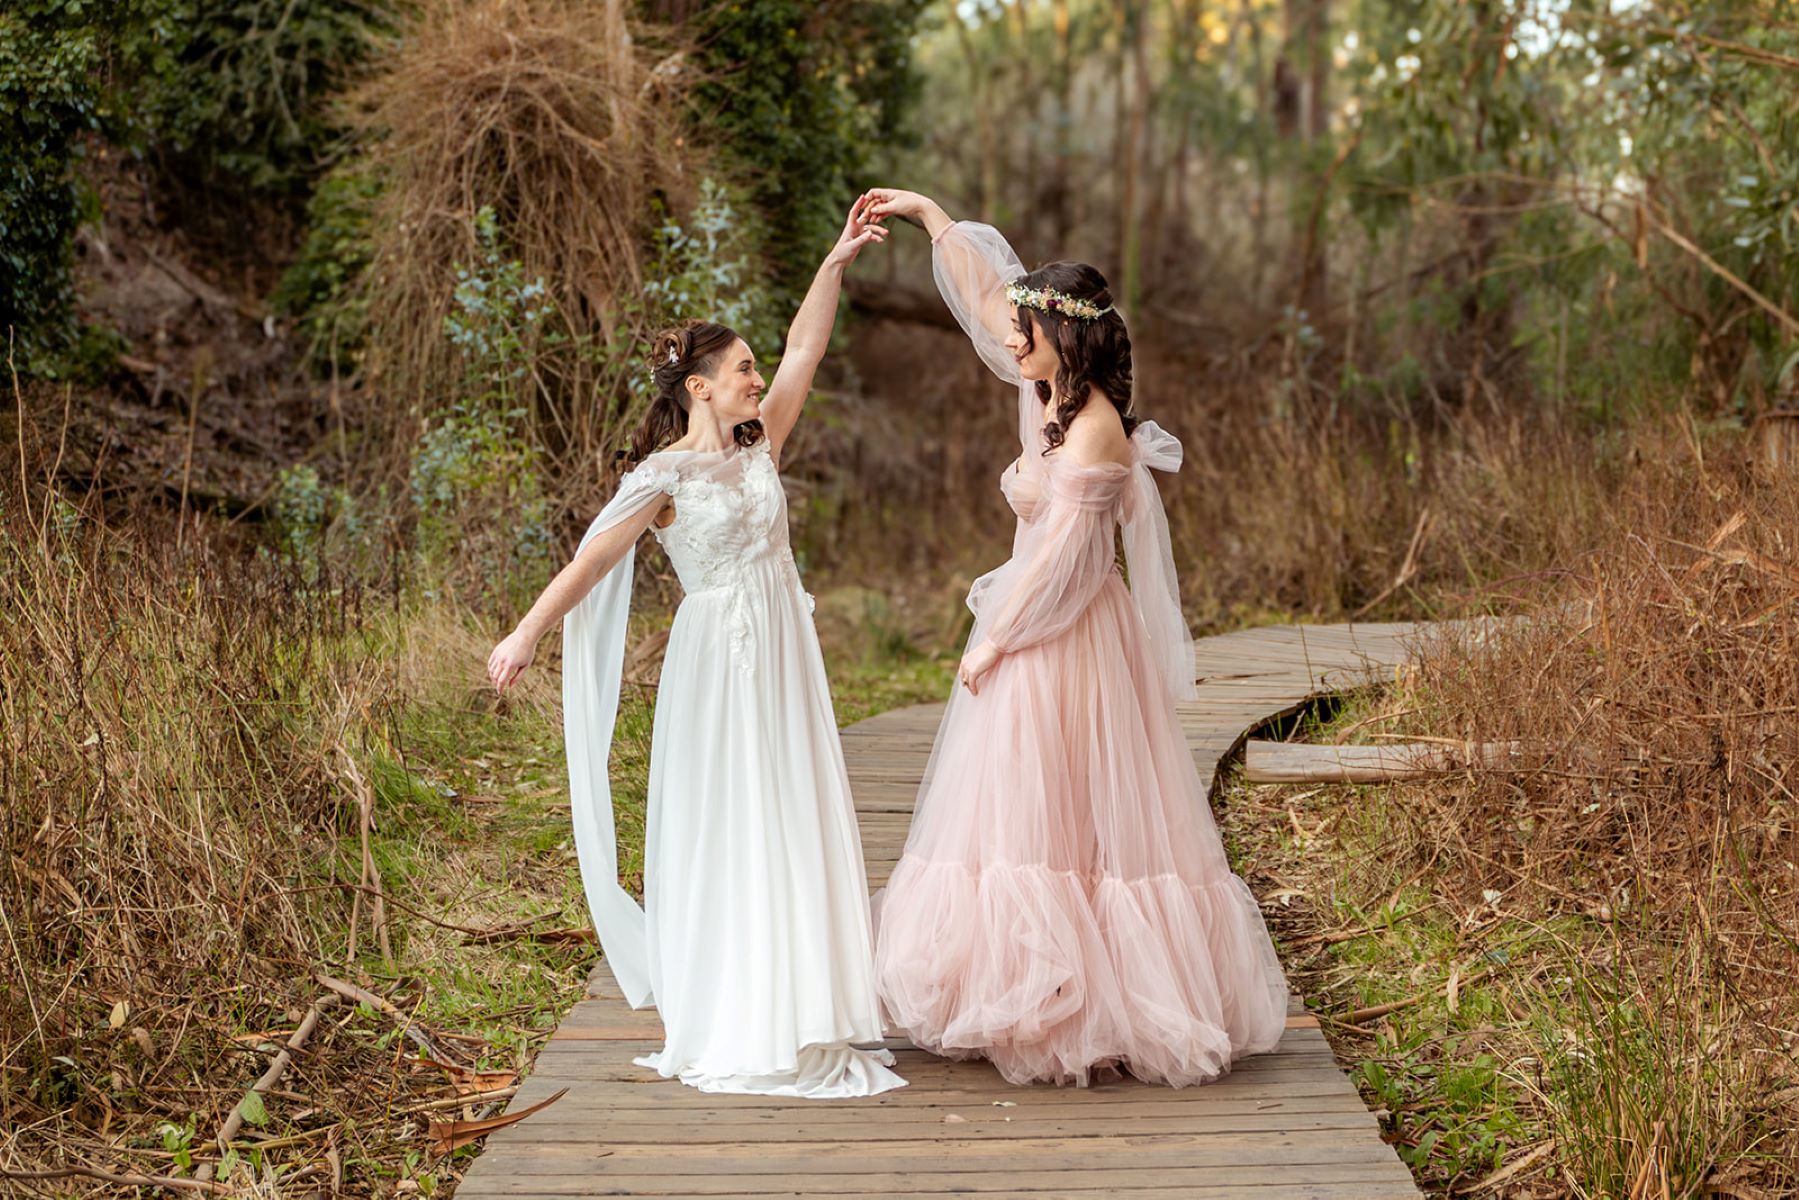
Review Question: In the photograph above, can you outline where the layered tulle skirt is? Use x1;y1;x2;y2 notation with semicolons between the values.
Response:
873;575;1290;1087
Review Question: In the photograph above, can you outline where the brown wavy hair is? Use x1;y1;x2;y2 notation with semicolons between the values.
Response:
628;320;765;460
1011;262;1136;454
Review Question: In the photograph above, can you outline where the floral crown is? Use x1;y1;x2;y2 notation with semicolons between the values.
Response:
1005;280;1114;321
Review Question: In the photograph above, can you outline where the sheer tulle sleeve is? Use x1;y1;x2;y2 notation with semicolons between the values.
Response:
932;221;1041;457
562;456;678;1010
979;469;1127;655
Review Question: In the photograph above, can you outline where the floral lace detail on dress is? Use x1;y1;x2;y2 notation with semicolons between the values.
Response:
651;439;813;673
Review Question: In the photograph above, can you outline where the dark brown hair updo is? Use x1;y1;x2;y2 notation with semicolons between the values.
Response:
1011;261;1136;454
629;320;764;460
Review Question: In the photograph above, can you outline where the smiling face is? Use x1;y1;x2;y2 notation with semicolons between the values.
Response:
687;337;765;423
1003;310;1062;383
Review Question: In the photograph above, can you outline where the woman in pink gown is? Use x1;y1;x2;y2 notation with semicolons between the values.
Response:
865;188;1290;1088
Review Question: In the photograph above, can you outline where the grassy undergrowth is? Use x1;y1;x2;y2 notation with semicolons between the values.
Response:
0;488;954;1196
1223;691;1799;1199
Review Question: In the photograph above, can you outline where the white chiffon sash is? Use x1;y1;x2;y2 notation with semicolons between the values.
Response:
562;459;679;1010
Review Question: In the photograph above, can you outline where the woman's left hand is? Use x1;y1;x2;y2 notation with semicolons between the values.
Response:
823;193;888;270
958;641;1002;695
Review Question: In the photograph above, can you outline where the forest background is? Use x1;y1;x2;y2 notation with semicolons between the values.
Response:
4;0;1798;1195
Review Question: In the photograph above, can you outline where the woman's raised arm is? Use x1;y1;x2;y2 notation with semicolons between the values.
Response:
758;196;887;458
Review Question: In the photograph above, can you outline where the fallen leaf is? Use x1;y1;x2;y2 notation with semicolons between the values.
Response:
415;1057;518;1096
108;1000;127;1029
428;1088;571;1157
942;1113;965;1124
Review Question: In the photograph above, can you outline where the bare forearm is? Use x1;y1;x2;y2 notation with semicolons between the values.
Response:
783;260;847;362
512;519;641;642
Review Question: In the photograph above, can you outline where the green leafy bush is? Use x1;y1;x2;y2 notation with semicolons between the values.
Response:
410;207;552;604
275;162;383;369
2;0;388;373
683;0;927;303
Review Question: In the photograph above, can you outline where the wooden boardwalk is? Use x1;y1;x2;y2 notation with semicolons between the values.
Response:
457;622;1427;1199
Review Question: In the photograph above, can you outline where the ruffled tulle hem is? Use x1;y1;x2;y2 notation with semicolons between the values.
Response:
634;1044;907;1098
876;857;1289;1088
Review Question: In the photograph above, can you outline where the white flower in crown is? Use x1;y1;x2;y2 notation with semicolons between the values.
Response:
1005;281;1112;321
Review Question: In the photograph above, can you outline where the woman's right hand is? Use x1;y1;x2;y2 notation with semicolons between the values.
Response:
863;188;932;224
487;628;537;693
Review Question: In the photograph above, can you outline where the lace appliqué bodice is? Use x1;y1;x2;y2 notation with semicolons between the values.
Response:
641;440;813;671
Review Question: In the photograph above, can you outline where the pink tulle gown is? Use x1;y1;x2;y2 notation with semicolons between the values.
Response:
872;221;1290;1088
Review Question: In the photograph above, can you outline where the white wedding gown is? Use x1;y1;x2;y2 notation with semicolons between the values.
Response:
562;436;904;1098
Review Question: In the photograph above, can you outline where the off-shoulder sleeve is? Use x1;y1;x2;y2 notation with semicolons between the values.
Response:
932;221;1026;385
932;221;1044;458
980;467;1129;654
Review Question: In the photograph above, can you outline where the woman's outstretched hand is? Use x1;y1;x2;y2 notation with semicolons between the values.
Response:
863;188;953;241
864;188;928;222
957;641;1002;696
487;629;537;693
823;193;888;270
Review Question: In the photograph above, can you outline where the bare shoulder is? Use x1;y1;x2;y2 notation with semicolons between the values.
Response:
1061;401;1132;467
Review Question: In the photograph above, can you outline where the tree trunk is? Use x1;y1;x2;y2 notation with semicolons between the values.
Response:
948;1;999;223
1117;0;1152;309
1052;0;1074;247
1013;1;1039;233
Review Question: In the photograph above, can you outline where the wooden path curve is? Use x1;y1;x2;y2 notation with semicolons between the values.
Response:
457;621;1429;1199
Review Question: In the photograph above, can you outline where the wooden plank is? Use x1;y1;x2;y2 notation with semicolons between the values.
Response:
460;1189;1417;1200
501;1109;1385;1138
1243;738;1525;783
455;1162;1418;1195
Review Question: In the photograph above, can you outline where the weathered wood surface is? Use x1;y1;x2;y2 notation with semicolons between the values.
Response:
1243;738;1527;783
456;621;1430;1199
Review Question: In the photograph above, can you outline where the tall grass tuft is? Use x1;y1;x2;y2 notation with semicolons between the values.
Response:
1535;941;1763;1200
1350;427;1799;1194
343;0;694;465
0;483;379;1132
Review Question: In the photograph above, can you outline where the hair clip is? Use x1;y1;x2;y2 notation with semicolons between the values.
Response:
666;346;680;366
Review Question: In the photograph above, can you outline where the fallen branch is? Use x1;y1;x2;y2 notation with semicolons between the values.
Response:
1352;506;1434;619
1;1166;231;1194
1459;1139;1555;1194
339;749;395;971
1343;967;1500;1025
314;974;446;1062
197;992;338;1181
398;1085;519;1116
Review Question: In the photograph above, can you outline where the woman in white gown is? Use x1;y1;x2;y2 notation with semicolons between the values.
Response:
486;197;905;1098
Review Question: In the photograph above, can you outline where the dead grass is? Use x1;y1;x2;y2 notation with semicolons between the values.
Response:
345;0;694;463
1220;426;1799;1197
820;316;1625;631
